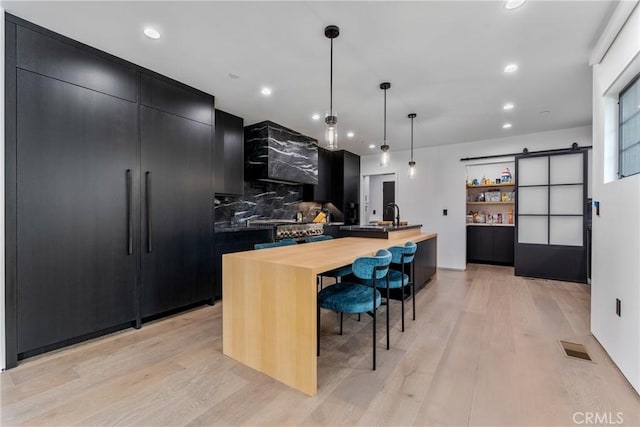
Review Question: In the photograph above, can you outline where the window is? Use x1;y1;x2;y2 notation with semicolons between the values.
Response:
619;74;640;178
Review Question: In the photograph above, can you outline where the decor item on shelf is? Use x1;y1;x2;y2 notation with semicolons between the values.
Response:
501;168;513;183
508;208;514;224
324;25;340;150
485;191;501;202
408;113;417;179
379;82;391;167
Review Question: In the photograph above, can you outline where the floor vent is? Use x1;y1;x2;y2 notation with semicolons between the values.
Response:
560;341;593;362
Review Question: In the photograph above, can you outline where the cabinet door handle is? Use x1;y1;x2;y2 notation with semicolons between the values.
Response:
126;169;133;255
145;171;153;253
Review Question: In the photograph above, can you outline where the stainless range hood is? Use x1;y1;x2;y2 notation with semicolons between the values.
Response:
244;121;318;185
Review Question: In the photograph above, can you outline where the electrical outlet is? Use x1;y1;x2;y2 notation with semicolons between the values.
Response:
616;299;621;317
443;209;448;216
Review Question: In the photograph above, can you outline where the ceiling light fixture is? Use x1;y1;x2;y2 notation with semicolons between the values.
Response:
505;0;527;10
324;25;340;150
347;131;354;138
408;113;417;179
380;82;391;168
504;64;518;73
312;113;320;120
261;87;272;96
369;144;376;149
143;27;161;40
503;123;512;129
503;102;515;110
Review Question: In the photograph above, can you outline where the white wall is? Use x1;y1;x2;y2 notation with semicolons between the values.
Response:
591;3;640;394
360;125;592;270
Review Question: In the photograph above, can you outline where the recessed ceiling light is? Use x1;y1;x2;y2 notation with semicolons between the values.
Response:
502;123;512;129
228;73;240;80
504;64;518;73
503;102;515;110
368;144;375;149
347;131;355;138
505;0;527;10
261;87;272;96
312;113;320;120
143;27;161;40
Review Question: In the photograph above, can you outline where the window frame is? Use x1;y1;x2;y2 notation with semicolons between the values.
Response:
618;72;640;179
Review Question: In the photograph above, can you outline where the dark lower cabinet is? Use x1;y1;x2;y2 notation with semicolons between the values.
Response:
15;69;138;355
213;229;274;299
140;106;214;317
467;226;514;265
388;236;437;301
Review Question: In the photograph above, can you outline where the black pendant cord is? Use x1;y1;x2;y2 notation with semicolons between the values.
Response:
383;88;387;144
329;37;333;116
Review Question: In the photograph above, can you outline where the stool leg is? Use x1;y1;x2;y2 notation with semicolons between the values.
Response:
358;313;361;322
317;300;321;357
372;289;377;371
386;281;390;350
401;284;405;332
340;312;343;335
412;262;416;321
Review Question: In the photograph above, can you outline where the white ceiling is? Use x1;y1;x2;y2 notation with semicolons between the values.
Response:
2;1;615;156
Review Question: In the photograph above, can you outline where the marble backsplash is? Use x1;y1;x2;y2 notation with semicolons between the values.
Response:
214;182;343;227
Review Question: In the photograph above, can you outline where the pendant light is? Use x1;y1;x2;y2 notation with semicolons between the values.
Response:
380;82;391;167
324;25;339;150
408;113;417;179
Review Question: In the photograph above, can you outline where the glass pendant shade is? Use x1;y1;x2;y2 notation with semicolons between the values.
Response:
380;145;390;168
325;114;337;150
408;161;416;179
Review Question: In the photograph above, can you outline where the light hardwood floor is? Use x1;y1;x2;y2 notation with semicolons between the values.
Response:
1;265;639;426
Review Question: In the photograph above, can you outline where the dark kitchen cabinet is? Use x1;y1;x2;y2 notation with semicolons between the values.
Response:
14;50;138;355
214;109;244;195
467;226;514;265
140;103;214;317
5;15;215;366
213;228;274;299
332;150;361;225
303;146;333;202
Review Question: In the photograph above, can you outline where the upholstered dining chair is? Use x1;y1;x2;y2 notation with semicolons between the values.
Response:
358;241;417;349
253;239;297;250
317;248;392;370
305;235;353;290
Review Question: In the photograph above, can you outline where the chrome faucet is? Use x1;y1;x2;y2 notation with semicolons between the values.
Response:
385;203;400;227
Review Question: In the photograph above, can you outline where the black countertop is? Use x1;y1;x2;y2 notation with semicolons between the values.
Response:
340;224;422;232
214;225;275;233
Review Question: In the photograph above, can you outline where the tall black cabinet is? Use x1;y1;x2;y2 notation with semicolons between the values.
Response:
140;100;214;317
15;66;139;355
214;109;244;195
5;16;215;366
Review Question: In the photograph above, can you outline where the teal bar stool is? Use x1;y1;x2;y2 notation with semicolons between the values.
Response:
305;235;353;290
359;241;417;349
317;249;391;370
254;239;297;250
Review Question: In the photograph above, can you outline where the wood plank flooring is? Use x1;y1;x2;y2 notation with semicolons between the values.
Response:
1;264;639;426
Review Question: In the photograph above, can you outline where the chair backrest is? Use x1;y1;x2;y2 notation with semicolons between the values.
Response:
387;241;418;264
304;235;333;243
254;239;297;250
352;249;392;281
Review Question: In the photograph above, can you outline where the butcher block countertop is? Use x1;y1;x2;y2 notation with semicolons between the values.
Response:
222;231;437;396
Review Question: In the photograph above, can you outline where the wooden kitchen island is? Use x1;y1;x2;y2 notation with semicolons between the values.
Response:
222;231;437;396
